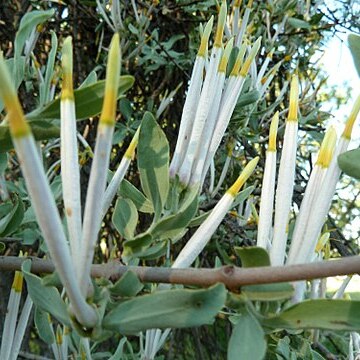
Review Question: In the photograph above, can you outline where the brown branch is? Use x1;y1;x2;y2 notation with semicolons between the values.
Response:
1;256;360;288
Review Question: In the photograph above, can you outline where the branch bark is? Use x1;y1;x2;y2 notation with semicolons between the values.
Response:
1;255;360;287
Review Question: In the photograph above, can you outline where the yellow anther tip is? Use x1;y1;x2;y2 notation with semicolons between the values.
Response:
268;111;279;152
342;94;360;140
239;37;262;77
227;157;259;196
12;271;23;293
214;0;227;48
218;38;234;73
198;17;214;57
316;126;337;168
287;74;299;122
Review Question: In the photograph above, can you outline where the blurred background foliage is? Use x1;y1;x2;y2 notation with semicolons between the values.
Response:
0;0;359;358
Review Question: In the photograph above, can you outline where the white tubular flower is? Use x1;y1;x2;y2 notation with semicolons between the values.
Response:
257;112;279;249
177;0;227;187
201;37;262;184
0;272;23;360
270;74;299;266
0;54;97;328
190;38;234;187
79;33;121;296
258;61;282;98
235;0;253;47
102;127;140;217
169;17;213;179
287;127;337;265
294;95;360;264
9;295;33;360
256;49;274;89
231;0;242;36
173;157;258;269
60;37;82;267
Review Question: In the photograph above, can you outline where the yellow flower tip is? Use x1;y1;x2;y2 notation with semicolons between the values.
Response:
198;16;214;57
268;111;279;152
56;328;63;345
315;232;330;253
12;271;23;293
287;74;299;122
234;0;242;8
230;43;247;76
247;0;254;8
227;156;259;196
125;127;140;159
239;37;262;77
267;48;275;59
100;33;121;126
342;94;360;140
317;126;337;168
0;57;31;138
214;0;227;48
218;38;234;73
61;36;74;100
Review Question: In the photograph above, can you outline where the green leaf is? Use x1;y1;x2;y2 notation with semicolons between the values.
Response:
288;17;311;30
34;308;55;344
22;260;71;326
262;299;360;331
151;188;198;240
137;112;169;221
119;180;154;213
228;312;267;360
242;283;294;301
234;246;271;267
27;75;134;121
112;198;138;239
14;9;55;63
103;284;226;334
349;34;360;77
79;70;98;88
0;120;60;153
236;90;260;107
0;194;24;236
110;271;144;297
0;152;8;173
338;149;360;180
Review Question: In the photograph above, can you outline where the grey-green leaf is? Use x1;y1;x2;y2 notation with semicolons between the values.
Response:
228;312;267;360
338;148;360;180
112;198;138;239
22;260;71;326
103;284;226;334
262;299;360;331
110;271;144;297
34;308;55;344
119;180;154;213
234;246;271;267
349;34;360;77
137;112;169;220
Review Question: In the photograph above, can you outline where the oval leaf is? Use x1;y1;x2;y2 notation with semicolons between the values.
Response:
338;148;360;180
103;284;226;334
137;112;170;220
112;198;138;239
228;312;267;360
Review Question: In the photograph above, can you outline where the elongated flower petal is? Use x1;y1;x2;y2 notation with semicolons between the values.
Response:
190;39;234;186
287;127;337;264
0;55;97;328
79;33;121;295
0;271;23;360
294;96;360;264
174;157;258;268
235;0;253;47
61;36;82;268
257;112;279;249
270;74;299;265
169;18;213;179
